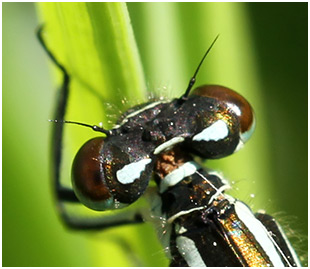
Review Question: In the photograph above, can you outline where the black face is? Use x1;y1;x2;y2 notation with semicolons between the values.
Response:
71;84;255;211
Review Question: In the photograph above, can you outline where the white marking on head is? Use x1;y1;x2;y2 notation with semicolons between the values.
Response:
193;120;229;142
176;236;206;266
113;101;168;129
154;137;185;155
126;101;164;119
160;161;200;193
234;201;285;267
116;158;152;184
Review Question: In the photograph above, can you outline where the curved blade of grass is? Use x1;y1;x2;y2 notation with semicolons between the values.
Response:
36;3;165;267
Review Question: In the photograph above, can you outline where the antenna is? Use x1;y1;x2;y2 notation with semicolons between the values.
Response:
180;34;219;102
49;120;112;136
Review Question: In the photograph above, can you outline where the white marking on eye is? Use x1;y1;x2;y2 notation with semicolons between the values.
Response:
193;120;229;142
235;201;285;267
159;161;200;193
176;236;206;267
116;158;152;184
154;137;185;155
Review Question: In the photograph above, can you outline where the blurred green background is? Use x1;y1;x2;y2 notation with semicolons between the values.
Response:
3;2;307;266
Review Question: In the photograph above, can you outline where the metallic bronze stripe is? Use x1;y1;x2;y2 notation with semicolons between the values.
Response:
219;210;272;267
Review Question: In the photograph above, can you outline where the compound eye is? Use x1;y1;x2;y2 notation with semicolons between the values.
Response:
192;85;255;144
72;137;113;211
72;137;154;211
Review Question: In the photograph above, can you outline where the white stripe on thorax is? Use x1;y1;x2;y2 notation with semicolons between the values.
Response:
176;236;206;266
167;206;205;224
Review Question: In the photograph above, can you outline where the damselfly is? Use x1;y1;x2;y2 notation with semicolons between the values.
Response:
38;26;301;267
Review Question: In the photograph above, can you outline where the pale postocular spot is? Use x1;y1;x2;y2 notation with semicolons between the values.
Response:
116;158;152;184
193;120;228;142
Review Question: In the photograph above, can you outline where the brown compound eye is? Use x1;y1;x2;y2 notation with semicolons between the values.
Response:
71;135;154;212
71;137;114;211
191;85;255;144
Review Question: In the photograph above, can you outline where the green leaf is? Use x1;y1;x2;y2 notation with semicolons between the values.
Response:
36;2;166;267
